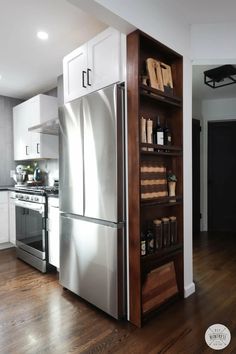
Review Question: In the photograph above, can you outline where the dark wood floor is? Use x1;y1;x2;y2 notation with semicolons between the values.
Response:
1;233;236;353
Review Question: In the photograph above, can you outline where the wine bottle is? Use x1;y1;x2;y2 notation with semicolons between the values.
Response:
163;120;172;146
154;116;164;146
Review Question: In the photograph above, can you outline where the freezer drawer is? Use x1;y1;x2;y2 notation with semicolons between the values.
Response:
59;214;125;319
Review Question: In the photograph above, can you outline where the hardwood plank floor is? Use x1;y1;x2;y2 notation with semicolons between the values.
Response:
1;233;236;353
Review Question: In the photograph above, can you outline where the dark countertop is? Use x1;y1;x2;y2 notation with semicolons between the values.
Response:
0;186;14;191
0;186;59;198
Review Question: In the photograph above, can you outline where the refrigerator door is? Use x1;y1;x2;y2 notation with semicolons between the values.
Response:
59;101;84;216
59;214;125;319
83;84;125;223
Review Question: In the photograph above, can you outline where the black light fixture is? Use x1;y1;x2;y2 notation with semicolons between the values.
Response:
204;65;236;89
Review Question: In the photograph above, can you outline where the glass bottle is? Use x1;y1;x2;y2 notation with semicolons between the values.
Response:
163;120;172;146
154;116;164;146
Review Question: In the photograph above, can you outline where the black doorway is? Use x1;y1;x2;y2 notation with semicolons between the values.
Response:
208;121;236;231
192;119;201;236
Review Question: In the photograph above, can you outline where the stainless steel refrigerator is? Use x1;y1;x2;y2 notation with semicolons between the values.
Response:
59;83;126;319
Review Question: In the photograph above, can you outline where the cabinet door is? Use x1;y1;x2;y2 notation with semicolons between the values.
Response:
9;196;16;245
13;104;31;160
87;27;121;93
14;95;59;160
48;205;60;268
63;44;88;103
0;192;9;243
30;95;58;159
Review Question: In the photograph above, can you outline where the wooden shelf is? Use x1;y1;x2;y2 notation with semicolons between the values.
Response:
140;84;182;108
142;293;181;320
140;143;182;156
141;195;183;207
141;243;183;266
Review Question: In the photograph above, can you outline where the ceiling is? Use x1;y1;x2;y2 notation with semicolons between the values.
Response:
0;0;106;99
192;65;236;101
1;0;236;100
166;0;236;24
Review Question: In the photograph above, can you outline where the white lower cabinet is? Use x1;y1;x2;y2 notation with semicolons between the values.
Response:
48;197;59;269
8;192;16;245
0;192;9;243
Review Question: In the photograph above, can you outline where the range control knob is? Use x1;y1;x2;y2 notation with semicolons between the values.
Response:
19;195;23;199
25;196;30;200
35;197;39;202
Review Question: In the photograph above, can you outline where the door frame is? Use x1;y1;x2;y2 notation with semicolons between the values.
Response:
192;118;201;236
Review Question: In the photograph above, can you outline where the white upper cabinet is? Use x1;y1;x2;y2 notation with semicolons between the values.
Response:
63;44;87;103
63;27;124;103
87;28;121;93
13;94;58;161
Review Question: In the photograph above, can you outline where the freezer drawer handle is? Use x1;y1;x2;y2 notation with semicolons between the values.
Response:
82;70;87;88
87;68;92;86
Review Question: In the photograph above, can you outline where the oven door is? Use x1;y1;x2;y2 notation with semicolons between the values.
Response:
15;200;46;260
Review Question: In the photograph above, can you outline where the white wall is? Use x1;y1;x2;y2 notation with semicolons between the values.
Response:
191;22;236;231
191;22;236;64
192;98;202;120
192;99;205;231
201;98;236;230
0;96;22;186
69;0;195;300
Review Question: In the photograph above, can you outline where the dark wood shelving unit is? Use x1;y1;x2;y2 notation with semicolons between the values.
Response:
127;29;183;327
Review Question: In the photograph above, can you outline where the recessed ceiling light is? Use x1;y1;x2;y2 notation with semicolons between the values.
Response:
37;31;49;40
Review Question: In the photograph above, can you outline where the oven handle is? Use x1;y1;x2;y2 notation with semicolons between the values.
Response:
14;200;45;214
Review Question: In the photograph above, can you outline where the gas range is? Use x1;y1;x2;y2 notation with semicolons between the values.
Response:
13;185;59;202
12;184;59;273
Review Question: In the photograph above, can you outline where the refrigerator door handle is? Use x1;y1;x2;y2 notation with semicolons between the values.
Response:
60;212;125;229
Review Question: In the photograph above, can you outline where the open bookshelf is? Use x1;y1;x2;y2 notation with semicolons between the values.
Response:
127;30;183;327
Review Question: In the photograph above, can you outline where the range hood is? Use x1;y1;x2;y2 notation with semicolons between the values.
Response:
28;117;59;136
